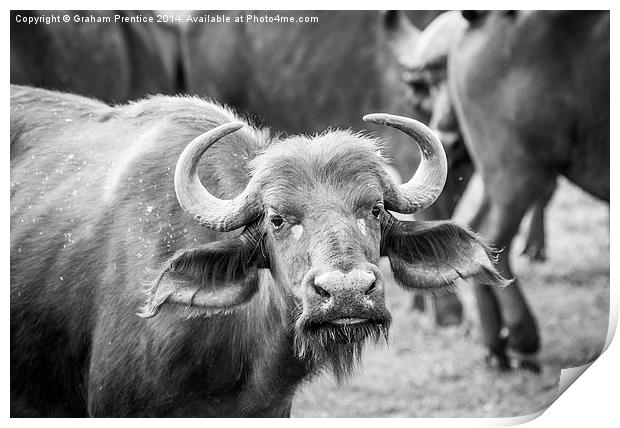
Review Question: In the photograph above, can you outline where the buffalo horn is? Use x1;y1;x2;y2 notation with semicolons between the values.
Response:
363;113;447;213
174;121;260;231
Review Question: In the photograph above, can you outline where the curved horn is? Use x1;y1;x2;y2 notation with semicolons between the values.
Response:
363;113;447;213
174;121;260;231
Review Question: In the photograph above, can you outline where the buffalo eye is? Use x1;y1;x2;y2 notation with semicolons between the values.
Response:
270;215;284;229
371;204;383;219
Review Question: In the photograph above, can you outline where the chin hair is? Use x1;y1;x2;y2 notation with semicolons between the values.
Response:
293;319;390;382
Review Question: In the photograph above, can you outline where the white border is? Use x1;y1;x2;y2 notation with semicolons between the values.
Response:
4;2;617;425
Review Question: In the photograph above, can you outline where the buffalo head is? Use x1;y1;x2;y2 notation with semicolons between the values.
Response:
140;113;507;377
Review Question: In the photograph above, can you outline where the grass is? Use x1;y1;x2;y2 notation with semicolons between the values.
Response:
292;178;609;417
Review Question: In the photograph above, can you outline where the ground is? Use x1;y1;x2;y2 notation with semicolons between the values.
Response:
292;177;610;417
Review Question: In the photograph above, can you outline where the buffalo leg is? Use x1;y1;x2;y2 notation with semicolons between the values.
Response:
468;187;542;371
521;179;556;261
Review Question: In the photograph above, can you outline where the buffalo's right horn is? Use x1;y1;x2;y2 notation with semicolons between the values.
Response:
363;113;447;213
174;122;260;231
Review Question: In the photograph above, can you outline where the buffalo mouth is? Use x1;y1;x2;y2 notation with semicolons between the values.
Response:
330;317;368;325
306;318;390;345
294;311;391;380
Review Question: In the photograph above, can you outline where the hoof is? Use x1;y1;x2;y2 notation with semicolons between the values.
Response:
485;351;541;373
517;359;542;373
485;352;511;372
507;348;542;374
485;328;542;373
520;245;547;262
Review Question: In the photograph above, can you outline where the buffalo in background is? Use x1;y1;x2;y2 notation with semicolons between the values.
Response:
10;10;184;104
395;11;555;261
392;11;559;330
403;10;609;370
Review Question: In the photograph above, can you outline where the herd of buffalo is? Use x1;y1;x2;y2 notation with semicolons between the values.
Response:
10;10;609;417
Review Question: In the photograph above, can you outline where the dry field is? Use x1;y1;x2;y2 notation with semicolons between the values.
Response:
293;177;610;417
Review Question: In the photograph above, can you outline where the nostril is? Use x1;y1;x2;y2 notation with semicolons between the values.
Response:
313;284;331;299
365;281;377;295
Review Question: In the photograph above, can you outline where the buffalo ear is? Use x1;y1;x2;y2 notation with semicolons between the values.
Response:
381;219;510;291
139;225;268;318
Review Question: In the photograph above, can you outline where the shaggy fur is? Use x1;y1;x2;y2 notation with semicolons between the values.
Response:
293;316;390;381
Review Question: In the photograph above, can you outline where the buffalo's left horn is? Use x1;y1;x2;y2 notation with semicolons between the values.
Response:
363;113;447;213
174;121;260;231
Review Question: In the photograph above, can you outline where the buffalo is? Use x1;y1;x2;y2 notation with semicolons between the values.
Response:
394;10;555;259
11;85;506;416
10;10;183;103
408;11;609;369
389;10;559;328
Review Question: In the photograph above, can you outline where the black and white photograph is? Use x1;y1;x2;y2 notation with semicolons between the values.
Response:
9;8;612;419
